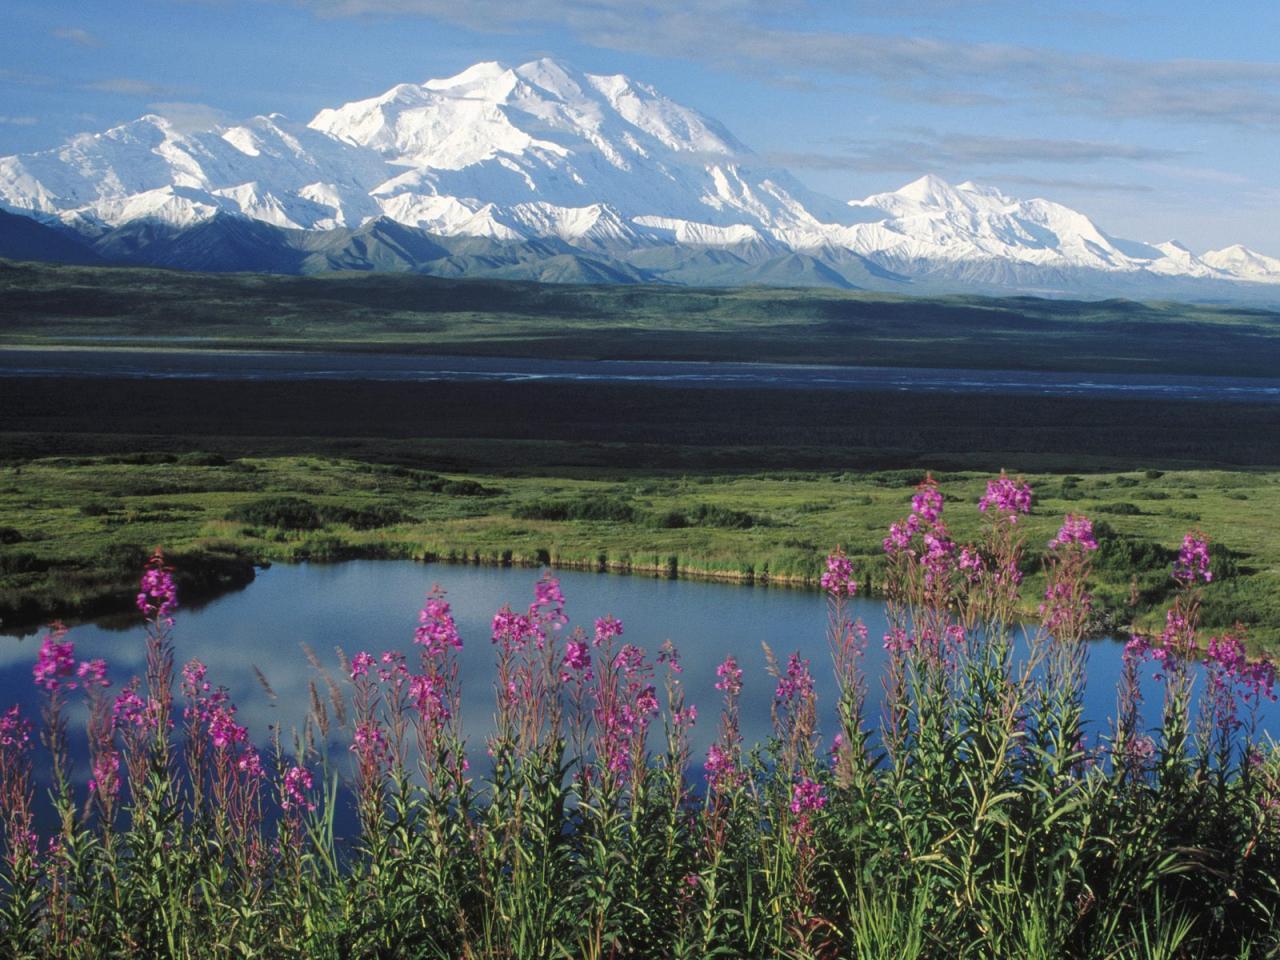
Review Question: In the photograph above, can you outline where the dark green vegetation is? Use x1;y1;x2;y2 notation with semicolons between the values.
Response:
4;259;1280;375
2;453;1279;650
3;511;1278;957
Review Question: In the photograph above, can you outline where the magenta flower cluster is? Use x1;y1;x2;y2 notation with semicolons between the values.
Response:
789;776;827;838
978;472;1033;522
112;682;158;732
704;743;736;790
34;626;111;694
136;550;178;625
281;765;315;813
789;776;826;816
350;651;376;680
714;655;743;696
1206;634;1278;703
1174;533;1213;584
775;653;814;704
1049;515;1098;551
910;476;943;524
820;550;858;597
414;589;464;656
0;706;31;748
560;638;593;683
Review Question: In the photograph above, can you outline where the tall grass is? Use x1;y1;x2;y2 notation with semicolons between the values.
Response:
1;473;1278;958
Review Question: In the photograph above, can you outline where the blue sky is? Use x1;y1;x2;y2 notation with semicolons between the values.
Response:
2;0;1278;252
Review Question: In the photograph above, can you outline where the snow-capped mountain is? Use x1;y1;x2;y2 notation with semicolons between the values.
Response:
0;57;1276;297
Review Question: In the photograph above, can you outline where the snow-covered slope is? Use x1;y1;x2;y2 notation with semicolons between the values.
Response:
1;58;1277;295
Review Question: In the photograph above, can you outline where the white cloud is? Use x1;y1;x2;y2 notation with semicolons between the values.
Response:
284;0;1280;129
775;131;1184;173
147;101;232;133
52;27;103;48
0;115;38;126
85;78;176;97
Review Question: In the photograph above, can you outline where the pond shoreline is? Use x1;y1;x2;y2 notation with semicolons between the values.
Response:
0;545;829;637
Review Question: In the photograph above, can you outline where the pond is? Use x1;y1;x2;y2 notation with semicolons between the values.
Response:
3;561;1273;779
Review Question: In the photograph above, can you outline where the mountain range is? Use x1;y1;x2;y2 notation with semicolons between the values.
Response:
1;57;1278;300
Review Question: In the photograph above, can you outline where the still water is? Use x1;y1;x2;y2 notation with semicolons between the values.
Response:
3;562;1274;774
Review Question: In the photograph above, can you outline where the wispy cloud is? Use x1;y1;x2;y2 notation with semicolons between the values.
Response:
85;78;176;97
52;27;102;48
985;174;1156;195
0;68;53;88
769;131;1182;173
0;116;39;126
286;0;1280;130
147;101;231;132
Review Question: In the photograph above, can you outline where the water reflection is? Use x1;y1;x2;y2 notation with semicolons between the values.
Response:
1;561;1273;782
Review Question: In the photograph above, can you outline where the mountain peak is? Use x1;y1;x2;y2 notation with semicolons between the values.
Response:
1;60;1277;295
895;174;961;205
425;60;513;90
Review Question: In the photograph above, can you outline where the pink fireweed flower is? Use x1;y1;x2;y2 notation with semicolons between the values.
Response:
281;765;315;813
1245;659;1279;702
1206;634;1278;703
958;546;985;583
883;520;914;556
207;703;248;751
594;615;624;648
136;550;178;624
414;588;463;657
1173;532;1212;584
409;673;450;720
883;627;914;656
789;776;827;816
350;651;375;680
789;776;827;838
0;706;32;748
658;638;683;674
979;472;1033;522
492;606;536;652
672;704;697;728
1124;633;1150;663
530;574;568;637
1040;580;1091;635
181;659;209;698
237;746;264;779
775;653;814;704
560;638;593;683
112;682;157;731
820;549;858;596
704;743;737;790
89;752;121;800
911;474;943;525
377;650;407;683
714;656;743;696
919;525;957;593
33;625;77;692
351;721;391;766
1049;515;1098;552
76;659;110;689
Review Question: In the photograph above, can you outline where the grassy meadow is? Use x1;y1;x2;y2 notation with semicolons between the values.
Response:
2;453;1279;650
